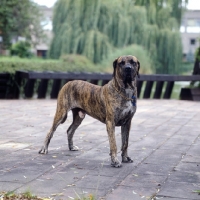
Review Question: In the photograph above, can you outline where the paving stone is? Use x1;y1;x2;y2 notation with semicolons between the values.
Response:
89;162;135;178
16;177;68;196
128;136;166;150
75;174;120;190
77;149;110;161
133;163;173;176
143;149;183;166
62;187;107;200
121;174;166;188
0;168;44;184
159;143;190;153
0;99;200;199
169;135;199;146
157;181;200;200
168;171;200;183
0;182;23;191
0;153;36;170
174;162;200;173
157;198;191;200
127;149;153;164
182;155;200;163
105;185;158;200
187;144;200;157
64;159;102;170
0;139;10;145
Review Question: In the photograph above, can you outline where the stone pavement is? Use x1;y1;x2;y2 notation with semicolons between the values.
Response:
0;99;200;200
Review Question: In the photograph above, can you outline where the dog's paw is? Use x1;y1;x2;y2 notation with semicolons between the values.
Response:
38;146;48;154
122;156;133;163
69;145;79;151
111;158;122;168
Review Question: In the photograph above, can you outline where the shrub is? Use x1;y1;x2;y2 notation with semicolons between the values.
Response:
0;51;153;75
0;55;101;74
98;44;154;74
10;41;33;58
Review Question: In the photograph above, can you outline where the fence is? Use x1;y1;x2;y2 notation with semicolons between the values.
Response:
1;70;200;100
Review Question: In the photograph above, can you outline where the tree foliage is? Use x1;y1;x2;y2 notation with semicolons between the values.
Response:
0;0;43;49
10;41;32;58
49;0;187;74
134;0;188;28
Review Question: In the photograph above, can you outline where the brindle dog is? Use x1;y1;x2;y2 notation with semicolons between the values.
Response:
39;55;140;167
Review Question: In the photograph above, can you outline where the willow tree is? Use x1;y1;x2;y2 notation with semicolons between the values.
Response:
49;0;148;63
134;0;185;73
49;0;185;73
49;0;110;63
135;0;188;26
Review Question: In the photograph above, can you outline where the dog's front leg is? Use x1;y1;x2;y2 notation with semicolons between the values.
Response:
121;119;133;163
106;120;122;167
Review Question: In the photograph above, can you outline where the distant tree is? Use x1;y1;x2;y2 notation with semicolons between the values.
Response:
0;0;43;50
49;0;187;73
135;0;187;73
134;0;188;27
49;0;147;63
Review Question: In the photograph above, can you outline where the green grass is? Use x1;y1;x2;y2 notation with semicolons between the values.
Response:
0;190;96;200
138;81;188;100
179;62;194;75
193;190;200;195
73;194;96;200
0;190;44;199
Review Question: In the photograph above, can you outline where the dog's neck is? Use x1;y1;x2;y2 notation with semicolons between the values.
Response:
125;80;137;98
113;77;137;98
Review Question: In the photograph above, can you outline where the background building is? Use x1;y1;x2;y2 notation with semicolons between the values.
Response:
35;5;53;58
180;10;200;61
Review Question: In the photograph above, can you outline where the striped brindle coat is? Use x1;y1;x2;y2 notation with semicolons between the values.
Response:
39;55;140;167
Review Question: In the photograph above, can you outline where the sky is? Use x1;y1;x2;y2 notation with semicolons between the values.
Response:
33;0;56;7
33;0;200;9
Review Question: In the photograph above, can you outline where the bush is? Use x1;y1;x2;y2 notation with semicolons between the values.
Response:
60;54;98;72
0;50;154;75
98;44;154;74
0;55;101;74
10;41;33;58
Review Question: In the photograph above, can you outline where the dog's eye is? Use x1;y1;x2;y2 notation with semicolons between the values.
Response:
130;60;136;66
120;61;125;65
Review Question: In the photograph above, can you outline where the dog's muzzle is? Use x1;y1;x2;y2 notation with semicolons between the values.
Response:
125;65;132;76
123;65;134;87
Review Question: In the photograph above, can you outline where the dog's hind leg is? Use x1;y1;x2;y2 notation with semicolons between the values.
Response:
67;108;85;151
39;104;68;154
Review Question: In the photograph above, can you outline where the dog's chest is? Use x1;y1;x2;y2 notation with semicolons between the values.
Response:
115;100;136;126
120;100;136;117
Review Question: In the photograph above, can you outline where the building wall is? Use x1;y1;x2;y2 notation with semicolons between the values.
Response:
181;10;200;61
35;5;53;57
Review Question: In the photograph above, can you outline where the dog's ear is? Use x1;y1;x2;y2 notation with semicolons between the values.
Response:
137;60;140;78
113;57;118;77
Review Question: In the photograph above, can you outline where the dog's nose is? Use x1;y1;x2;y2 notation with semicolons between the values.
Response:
125;66;131;72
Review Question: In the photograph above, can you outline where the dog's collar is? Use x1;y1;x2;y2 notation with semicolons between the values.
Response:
112;82;136;106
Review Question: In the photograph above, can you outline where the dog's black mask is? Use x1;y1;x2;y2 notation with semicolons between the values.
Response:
113;56;140;87
123;64;134;87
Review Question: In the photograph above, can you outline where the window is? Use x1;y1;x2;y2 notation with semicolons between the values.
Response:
190;39;196;45
186;18;200;33
187;19;196;26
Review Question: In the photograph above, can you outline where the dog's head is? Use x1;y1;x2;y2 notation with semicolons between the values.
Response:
113;55;140;87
